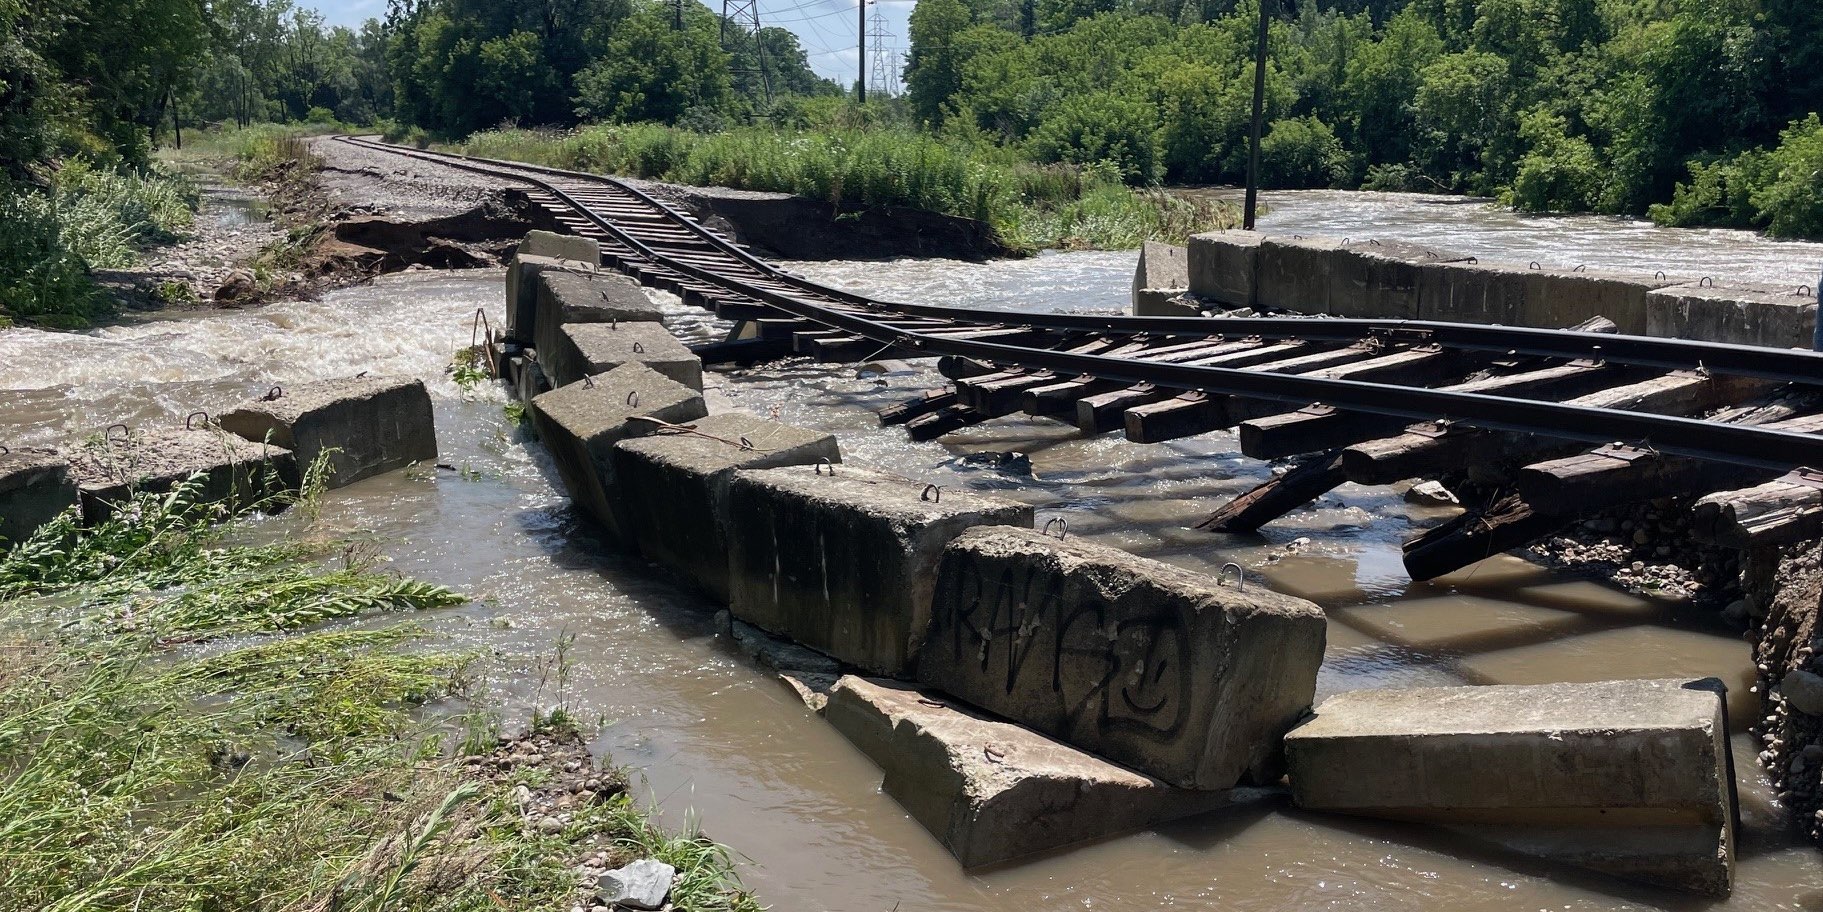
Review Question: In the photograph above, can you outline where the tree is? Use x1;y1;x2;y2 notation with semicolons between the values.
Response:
906;0;975;125
572;10;732;124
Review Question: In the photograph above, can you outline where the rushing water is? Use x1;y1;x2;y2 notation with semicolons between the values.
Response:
3;192;1821;910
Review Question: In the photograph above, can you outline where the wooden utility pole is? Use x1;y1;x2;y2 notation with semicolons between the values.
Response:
856;0;867;103
1243;0;1269;230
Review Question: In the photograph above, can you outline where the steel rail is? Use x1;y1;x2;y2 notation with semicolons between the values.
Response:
336;136;1823;470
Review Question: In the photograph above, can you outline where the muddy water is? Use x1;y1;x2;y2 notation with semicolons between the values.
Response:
2;199;1821;909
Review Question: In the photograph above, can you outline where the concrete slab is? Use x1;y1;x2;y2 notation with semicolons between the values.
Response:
1416;258;1531;325
1187;230;1262;308
65;428;294;521
505;253;575;344
1328;240;1471;319
529;365;707;538
1133;290;1201;317
533;269;664;370
516;229;600;265
0;448;77;543
1284;679;1735;895
725;464;1032;676
1644;281;1817;349
612;413;841;602
825;676;1241;868
919;527;1326;789
544;322;701;391
1257;235;1344;313
219;377;436;489
1130;241;1190;316
715;609;841;711
1520;267;1682;336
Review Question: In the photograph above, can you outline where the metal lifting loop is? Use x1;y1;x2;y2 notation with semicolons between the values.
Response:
185;411;208;431
1800;285;1813;298
921;483;942;504
1700;276;1715;288
581;374;596;388
1043;517;1067;541
1218;562;1246;591
105;423;130;445
626;390;639;408
610;317;618;331
814;458;834;476
0;445;9;456
632;341;644;354
1655;271;1667;280
1529;261;1541;270
738;436;755;451
264;384;284;401
1466;256;1478;264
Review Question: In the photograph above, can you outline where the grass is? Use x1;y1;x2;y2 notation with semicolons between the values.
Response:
453;124;1237;253
0;471;765;911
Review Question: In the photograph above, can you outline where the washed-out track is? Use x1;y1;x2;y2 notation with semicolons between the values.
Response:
338;135;1823;578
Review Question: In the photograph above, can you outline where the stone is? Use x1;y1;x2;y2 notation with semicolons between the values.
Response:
1327;240;1472;319
219;377;436;489
1256;235;1345;314
0;448;78;544
517;228;600;265
532;269;664;371
919;527;1326;789
725;464;1033;676
1187;230;1263;308
535;815;564;835
1782;669;1823;716
64;427;295;522
1284;679;1736;896
1404;480;1459;506
612;413;841;603
825;676;1244;868
1644;281;1817;349
596;859;673;910
1416;258;1531;325
529;365;707;538
544;322;702;391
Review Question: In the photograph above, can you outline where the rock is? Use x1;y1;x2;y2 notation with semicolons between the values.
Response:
1405;480;1459;506
597;859;674;910
219;376;437;489
1782;669;1823;716
536;815;564;835
1634;529;1652;545
213;268;257;304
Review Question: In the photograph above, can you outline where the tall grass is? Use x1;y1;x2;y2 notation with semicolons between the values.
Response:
455;124;1237;253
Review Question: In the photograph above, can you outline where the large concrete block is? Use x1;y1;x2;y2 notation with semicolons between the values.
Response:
505;254;576;343
1187;230;1263;308
65;428;294;522
1257;235;1344;313
725;465;1033;676
1328;240;1472;319
544;322;702;391
825;676;1241;868
516;229;600;264
1130;241;1189;315
1416;258;1531;325
1284;679;1735;895
1520;268;1682;336
219;377;436;488
0;448;78;543
612;413;841;602
920;527;1326;789
532;269;664;369
529;365;707;538
1645;281;1817;349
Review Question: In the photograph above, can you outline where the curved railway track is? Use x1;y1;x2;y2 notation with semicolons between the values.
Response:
338;135;1823;575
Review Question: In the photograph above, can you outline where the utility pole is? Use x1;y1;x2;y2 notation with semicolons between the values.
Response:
856;0;867;103
674;0;682;30
1243;0;1270;230
1021;0;1034;40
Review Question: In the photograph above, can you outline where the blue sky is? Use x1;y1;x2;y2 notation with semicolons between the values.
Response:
301;0;916;89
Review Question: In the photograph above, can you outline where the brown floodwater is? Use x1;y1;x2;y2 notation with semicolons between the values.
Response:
4;189;1822;909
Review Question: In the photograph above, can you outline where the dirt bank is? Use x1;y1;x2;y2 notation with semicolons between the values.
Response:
1747;542;1823;843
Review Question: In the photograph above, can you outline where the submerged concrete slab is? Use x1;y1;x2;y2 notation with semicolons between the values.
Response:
920;527;1326;789
219;377;436;488
825;676;1241;868
725;465;1033;676
1258;235;1344;313
0;448;77;543
532;270;664;369
613;413;841;602
1645;281;1817;349
1328;240;1471;319
517;229;600;265
529;365;707;538
65;428;294;521
1284;679;1735;895
715;610;842;711
1187;230;1262;308
544;322;701;391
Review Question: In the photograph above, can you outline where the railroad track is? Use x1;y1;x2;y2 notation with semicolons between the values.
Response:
338;135;1823;577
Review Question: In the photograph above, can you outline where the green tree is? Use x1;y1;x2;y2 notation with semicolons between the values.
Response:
572;10;732;124
906;0;976;124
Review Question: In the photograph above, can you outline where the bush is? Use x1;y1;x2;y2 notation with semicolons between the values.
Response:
1509;110;1605;213
1026;91;1163;185
0;185;111;328
1260;116;1350;188
1651;114;1823;238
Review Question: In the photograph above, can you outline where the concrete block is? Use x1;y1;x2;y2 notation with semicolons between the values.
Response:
1187;230;1263;308
1133;289;1201;317
65;428;294;522
532;270;663;369
1645;282;1818;349
1416;258;1531;325
0;448;78;544
505;254;573;343
825;676;1242;868
1257;235;1344;314
612;413;841;602
919;527;1325;789
544;322;702;391
1520;267;1682;336
1130;241;1189;315
514;355;549;408
219;377;436;489
725;464;1033;676
1328;240;1471;319
529;364;707;537
1284;679;1735;895
516;229;600;265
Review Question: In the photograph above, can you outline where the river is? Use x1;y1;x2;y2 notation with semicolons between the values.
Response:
1;190;1820;910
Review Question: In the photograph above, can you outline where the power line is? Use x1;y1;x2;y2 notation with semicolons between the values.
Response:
867;1;897;96
722;0;775;109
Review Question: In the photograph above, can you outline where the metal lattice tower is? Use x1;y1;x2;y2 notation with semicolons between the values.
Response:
867;3;897;97
721;0;774;108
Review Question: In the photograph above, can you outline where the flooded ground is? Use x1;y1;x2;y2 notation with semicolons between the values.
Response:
3;190;1821;910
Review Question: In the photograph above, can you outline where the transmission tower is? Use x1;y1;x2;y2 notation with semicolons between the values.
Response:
867;3;897;97
721;0;774;109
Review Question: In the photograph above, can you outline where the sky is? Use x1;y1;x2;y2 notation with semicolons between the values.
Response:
300;0;917;90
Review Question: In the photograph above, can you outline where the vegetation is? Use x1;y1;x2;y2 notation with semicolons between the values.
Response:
0;473;764;911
